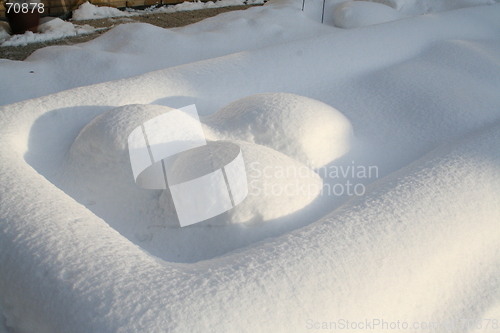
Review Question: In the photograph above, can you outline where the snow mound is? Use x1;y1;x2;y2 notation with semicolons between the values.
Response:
61;105;173;223
160;140;323;226
333;1;407;29
66;104;176;181
72;0;265;21
63;103;216;204
0;6;331;106
72;1;133;20
62;103;322;230
0;22;10;44
0;18;94;47
0;2;499;331
207;93;354;167
299;0;498;26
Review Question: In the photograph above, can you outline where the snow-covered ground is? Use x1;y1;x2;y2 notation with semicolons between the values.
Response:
0;0;499;332
0;17;95;46
0;0;265;46
0;4;332;104
73;0;264;21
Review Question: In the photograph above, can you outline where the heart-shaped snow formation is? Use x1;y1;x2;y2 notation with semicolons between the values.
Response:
62;96;332;230
206;93;354;167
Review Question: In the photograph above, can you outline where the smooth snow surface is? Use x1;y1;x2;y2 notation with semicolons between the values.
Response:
0;5;332;105
1;0;266;46
366;0;499;14
72;1;135;20
0;23;9;44
61;100;323;232
206;93;354;167
0;302;6;333
0;0;499;332
333;1;407;28
300;0;499;26
161;140;324;226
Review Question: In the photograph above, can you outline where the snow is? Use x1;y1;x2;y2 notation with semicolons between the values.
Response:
62;100;324;230
72;1;135;20
0;18;95;46
206;93;354;167
333;1;407;28
369;0;499;14
301;0;499;26
2;0;498;47
129;0;266;14
0;5;332;105
163;140;324;225
0;0;499;332
0;302;6;333
0;23;9;44
332;0;500;29
72;0;265;21
1;0;266;47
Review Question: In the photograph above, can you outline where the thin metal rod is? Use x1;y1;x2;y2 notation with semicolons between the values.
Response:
321;0;326;23
302;0;305;11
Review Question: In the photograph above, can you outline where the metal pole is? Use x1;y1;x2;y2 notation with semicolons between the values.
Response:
321;0;326;23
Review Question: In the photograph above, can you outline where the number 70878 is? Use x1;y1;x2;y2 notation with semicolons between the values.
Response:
5;2;45;14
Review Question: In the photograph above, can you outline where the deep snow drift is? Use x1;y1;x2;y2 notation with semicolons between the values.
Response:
0;0;499;332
